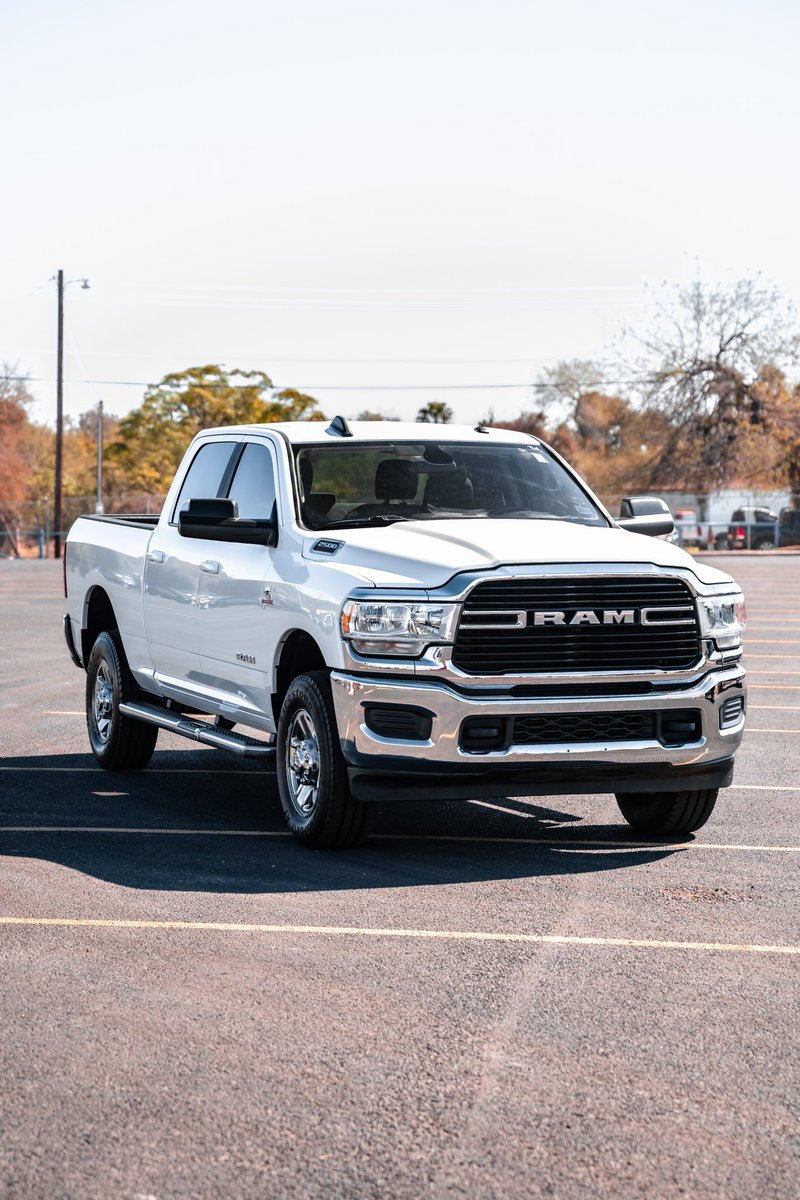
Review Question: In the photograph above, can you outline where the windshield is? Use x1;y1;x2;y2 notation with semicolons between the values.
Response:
294;441;608;530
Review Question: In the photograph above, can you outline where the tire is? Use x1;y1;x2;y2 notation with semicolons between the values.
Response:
615;789;718;836
276;671;368;849
715;535;730;551
85;631;158;770
754;538;775;551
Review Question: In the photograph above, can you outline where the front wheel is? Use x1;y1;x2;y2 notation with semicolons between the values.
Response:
276;671;368;849
86;631;158;770
615;789;718;836
754;538;775;551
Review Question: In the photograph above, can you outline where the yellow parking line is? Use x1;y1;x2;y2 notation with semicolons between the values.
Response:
730;784;800;793
0;915;796;956
746;728;800;733
747;671;800;676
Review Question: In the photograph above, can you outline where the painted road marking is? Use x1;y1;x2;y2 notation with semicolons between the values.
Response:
746;727;800;733
747;671;800;676
0;915;796;956
750;684;800;689
750;705;800;710
0;825;798;853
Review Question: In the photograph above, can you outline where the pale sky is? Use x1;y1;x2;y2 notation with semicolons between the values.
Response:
2;0;798;428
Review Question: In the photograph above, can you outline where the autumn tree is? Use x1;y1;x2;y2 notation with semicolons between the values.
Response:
356;409;397;421
623;277;800;489
0;370;34;504
0;370;40;553
108;365;325;492
535;359;606;425
530;361;666;493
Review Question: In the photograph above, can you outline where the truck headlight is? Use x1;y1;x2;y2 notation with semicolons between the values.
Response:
341;600;460;656
698;591;747;650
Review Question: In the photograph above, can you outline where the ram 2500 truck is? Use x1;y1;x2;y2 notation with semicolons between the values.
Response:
64;418;747;848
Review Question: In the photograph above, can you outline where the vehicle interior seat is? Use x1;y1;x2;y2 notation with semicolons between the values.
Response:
423;466;474;511
298;457;336;518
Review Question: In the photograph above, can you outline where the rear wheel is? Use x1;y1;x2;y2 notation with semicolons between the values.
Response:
276;671;368;849
86;631;158;770
754;537;775;551
615;789;718;836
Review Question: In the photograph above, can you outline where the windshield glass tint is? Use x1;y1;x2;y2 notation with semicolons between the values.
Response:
295;442;607;529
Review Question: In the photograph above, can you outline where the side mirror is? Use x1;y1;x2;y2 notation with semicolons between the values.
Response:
617;495;675;539
178;497;278;546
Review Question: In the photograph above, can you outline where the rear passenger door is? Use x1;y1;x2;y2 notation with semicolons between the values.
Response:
143;439;240;691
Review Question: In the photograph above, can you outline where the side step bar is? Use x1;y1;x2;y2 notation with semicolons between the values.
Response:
119;701;276;758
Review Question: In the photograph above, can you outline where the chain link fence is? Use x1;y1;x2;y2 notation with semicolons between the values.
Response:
3;487;799;558
0;495;166;558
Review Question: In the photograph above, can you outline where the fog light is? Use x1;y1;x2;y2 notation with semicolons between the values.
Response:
460;717;508;752
720;696;745;728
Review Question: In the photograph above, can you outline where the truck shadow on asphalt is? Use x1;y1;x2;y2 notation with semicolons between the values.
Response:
2;752;685;893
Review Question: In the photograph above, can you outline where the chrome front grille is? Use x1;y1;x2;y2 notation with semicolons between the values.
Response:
452;576;701;675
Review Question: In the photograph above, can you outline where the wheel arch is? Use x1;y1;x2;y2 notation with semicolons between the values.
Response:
81;586;119;665
272;629;327;724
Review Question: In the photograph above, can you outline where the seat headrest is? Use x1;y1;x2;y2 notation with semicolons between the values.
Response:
298;457;313;494
375;459;417;501
424;467;473;510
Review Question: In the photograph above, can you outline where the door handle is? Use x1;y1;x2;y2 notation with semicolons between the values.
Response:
200;560;222;575
147;549;165;564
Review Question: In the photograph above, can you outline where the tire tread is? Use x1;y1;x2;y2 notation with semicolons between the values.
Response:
615;788;718;835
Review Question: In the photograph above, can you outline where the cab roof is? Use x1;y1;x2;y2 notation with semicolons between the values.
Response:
203;418;540;446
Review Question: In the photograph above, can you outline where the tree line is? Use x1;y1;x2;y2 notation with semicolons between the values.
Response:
2;276;799;522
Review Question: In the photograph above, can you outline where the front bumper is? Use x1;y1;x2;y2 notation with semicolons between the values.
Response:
330;666;746;802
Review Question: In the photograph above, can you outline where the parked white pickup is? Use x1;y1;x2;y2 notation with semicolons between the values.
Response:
64;418;747;847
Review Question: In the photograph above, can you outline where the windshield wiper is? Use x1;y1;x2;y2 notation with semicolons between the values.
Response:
317;514;409;530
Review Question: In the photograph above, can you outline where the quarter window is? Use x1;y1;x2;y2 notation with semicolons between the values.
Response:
171;441;237;523
227;442;277;520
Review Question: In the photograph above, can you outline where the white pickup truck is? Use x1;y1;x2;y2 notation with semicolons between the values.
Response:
64;418;747;848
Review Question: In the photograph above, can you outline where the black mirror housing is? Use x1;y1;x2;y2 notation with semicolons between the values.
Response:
178;497;278;546
617;496;675;539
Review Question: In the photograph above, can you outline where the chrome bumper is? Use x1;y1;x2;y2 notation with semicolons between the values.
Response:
330;666;746;800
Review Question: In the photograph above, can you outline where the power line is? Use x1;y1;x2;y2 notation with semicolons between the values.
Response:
1;373;640;392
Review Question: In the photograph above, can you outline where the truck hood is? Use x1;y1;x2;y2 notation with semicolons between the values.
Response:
302;518;735;590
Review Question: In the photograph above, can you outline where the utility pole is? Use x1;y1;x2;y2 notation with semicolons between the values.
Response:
52;270;90;558
54;269;64;558
95;400;104;514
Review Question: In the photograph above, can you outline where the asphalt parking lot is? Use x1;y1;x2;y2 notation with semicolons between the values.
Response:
1;556;798;1200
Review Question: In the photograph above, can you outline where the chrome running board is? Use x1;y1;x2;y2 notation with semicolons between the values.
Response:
119;701;276;758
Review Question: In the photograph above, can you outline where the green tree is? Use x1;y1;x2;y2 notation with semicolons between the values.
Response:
108;365;324;492
416;400;453;424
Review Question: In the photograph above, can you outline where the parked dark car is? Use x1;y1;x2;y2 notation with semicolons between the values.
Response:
726;507;779;550
778;508;800;547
